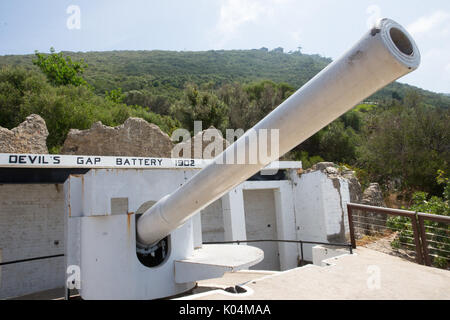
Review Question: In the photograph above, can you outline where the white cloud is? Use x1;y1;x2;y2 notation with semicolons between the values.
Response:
215;0;294;37
212;0;295;49
217;0;269;35
407;10;450;36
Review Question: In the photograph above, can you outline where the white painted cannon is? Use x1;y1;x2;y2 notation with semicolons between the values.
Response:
64;18;420;300
137;18;420;247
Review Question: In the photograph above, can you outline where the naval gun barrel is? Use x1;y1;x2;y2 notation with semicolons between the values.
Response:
137;18;420;246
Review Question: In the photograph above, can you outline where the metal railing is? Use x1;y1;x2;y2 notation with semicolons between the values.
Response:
0;254;64;266
347;203;450;268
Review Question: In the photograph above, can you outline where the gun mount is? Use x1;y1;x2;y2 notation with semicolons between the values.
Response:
61;18;420;300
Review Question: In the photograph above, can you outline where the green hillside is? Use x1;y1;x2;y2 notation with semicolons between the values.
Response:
1;49;449;108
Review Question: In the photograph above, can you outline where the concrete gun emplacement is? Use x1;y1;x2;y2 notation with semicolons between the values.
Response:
136;18;421;247
65;18;420;299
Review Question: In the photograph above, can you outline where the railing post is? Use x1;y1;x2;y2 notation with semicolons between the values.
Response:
418;215;431;266
410;214;424;265
347;204;357;249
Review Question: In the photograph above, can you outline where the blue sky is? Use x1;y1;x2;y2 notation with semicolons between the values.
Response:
0;0;449;93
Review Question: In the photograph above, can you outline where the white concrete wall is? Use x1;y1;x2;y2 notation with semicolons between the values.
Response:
200;199;224;243
0;184;65;299
291;170;351;262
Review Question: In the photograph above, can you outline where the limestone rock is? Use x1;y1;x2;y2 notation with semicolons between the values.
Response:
356;183;387;236
305;162;363;203
172;127;230;159
362;183;386;207
0;114;49;154
325;166;339;175
61;118;174;157
308;162;335;172
341;170;363;204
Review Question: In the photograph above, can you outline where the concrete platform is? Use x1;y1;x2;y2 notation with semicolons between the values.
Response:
9;247;450;300
8;287;80;300
175;244;264;283
180;247;450;300
197;270;279;288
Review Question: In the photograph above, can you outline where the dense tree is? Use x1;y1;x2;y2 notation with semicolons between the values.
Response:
0;66;47;128
33;47;88;87
105;88;125;104
170;84;229;133
357;93;449;195
124;90;172;115
318;120;360;164
217;83;250;130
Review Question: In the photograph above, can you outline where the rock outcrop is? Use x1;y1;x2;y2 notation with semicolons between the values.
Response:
0;114;49;154
305;162;363;204
172;127;230;159
356;183;387;235
362;183;386;207
61;118;174;157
